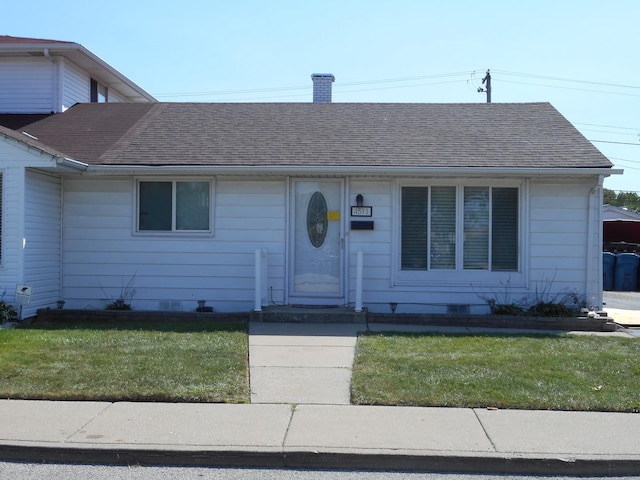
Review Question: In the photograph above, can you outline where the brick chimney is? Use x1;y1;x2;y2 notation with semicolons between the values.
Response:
311;73;335;103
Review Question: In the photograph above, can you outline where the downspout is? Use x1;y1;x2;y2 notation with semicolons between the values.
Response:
43;48;61;112
586;176;604;309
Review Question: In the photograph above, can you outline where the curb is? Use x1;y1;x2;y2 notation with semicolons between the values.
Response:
2;445;640;476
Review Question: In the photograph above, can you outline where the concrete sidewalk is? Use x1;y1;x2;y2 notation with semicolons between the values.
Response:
1;399;640;475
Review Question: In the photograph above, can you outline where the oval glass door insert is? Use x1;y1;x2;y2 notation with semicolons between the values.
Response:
307;191;328;248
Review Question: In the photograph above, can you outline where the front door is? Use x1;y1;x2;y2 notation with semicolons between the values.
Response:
289;179;344;305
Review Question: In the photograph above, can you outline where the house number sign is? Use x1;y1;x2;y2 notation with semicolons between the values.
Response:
351;206;372;217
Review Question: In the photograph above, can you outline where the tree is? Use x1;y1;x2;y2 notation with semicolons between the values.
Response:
604;188;640;213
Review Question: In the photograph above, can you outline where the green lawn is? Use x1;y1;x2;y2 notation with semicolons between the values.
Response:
0;320;249;403
351;332;640;412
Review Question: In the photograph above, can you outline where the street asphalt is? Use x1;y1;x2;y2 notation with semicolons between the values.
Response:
1;299;639;475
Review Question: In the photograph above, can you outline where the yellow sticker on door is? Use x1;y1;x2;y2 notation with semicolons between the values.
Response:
327;211;341;221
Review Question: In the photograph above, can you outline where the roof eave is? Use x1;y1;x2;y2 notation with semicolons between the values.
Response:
55;157;89;173
84;165;622;177
0;128;88;172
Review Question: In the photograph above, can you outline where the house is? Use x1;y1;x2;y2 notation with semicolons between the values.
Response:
0;35;155;129
603;205;640;253
0;40;619;318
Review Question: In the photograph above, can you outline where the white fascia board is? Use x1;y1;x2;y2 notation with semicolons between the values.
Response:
85;165;621;177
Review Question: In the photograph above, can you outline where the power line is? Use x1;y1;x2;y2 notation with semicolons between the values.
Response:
590;140;640;146
500;79;640;98
493;70;640;91
154;69;640;99
609;156;640;165
154;71;477;99
576;122;639;131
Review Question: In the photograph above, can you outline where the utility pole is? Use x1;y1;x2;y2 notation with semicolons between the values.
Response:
478;69;491;103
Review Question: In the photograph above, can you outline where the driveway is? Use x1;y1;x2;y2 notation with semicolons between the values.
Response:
603;291;640;327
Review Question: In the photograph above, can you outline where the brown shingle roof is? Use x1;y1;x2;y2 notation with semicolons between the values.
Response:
0;35;75;45
0;124;74;160
21;102;613;169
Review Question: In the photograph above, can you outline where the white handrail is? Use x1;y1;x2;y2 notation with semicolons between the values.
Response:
355;251;363;312
254;249;268;312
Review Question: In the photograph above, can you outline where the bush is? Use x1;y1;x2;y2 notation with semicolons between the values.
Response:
0;301;17;323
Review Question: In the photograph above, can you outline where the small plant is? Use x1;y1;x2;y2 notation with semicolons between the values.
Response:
0;300;18;323
106;298;132;311
102;274;137;311
527;300;580;317
479;278;528;316
490;302;527;316
480;275;585;318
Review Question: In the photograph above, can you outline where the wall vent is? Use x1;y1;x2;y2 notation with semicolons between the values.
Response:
447;304;470;315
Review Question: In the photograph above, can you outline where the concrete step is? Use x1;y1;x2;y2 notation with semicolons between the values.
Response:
250;305;366;323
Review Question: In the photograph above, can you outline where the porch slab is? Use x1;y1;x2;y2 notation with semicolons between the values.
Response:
250;306;366;323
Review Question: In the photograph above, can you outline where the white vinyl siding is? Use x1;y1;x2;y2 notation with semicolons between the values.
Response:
62;177;285;312
55;174;601;315
0;59;56;113
0;56;141;114
23;170;62;317
106;90;126;103
61;60;90;110
529;180;591;286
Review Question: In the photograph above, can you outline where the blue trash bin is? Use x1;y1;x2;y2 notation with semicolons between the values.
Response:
614;253;639;291
603;252;615;291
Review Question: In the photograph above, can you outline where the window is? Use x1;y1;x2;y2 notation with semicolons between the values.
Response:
401;184;518;272
138;180;211;232
90;79;108;103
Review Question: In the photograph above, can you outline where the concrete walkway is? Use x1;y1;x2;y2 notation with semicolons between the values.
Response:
249;322;361;404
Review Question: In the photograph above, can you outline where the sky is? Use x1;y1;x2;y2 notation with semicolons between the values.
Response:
4;0;639;192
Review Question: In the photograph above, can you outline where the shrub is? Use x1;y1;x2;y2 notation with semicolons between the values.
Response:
0;301;17;323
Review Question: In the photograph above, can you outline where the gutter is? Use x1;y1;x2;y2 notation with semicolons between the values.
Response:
84;165;623;177
43;48;61;112
55;157;89;173
587;176;605;309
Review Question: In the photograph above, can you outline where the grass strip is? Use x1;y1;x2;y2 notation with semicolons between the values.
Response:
352;332;640;412
0;320;249;403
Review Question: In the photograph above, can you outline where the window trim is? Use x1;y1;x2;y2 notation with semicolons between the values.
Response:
393;178;527;287
134;177;214;236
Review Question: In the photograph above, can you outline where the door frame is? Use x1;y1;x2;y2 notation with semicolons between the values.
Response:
287;178;346;306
